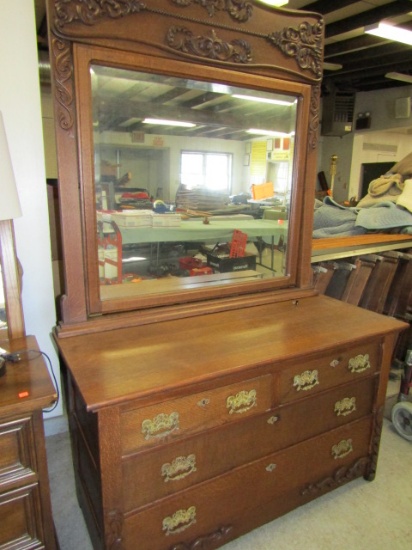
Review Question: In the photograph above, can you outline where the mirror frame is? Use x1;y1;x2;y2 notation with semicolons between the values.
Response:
46;0;324;334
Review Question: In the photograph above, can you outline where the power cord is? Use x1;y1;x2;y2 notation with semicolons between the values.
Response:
1;349;60;413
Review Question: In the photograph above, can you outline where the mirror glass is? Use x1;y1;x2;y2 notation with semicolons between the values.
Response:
0;265;6;333
90;64;298;303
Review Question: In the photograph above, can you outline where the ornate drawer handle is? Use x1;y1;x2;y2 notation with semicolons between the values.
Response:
267;415;280;425
141;412;179;440
334;397;357;417
226;389;257;414
161;454;197;482
332;439;353;459
197;398;210;408
293;370;319;392
348;354;371;374
266;463;277;472
330;358;341;368
163;506;196;536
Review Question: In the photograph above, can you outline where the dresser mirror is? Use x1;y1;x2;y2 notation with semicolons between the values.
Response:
47;0;322;329
74;44;313;317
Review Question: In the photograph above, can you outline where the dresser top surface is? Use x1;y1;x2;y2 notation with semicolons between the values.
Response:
0;335;57;416
55;295;406;411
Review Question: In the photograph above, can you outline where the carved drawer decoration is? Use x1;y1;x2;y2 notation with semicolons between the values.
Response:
293;370;319;392
161;454;197;483
163;506;197;536
226;389;257;414
348;354;371;374
141;412;180;441
334;397;357;417
332;439;353;460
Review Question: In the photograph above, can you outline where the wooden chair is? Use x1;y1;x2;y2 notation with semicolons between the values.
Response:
383;251;412;319
358;252;399;313
324;261;356;300
340;256;376;306
312;262;336;294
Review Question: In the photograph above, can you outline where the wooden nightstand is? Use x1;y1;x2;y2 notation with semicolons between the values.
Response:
0;334;57;550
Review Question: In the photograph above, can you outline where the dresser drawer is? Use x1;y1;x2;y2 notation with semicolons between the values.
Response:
122;376;376;511
0;482;44;548
0;417;35;486
122;417;372;550
279;340;381;404
121;375;273;454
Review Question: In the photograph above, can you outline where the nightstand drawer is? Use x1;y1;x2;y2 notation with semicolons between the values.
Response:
121;375;273;454
0;417;35;484
122;376;376;511
279;341;380;404
0;483;44;547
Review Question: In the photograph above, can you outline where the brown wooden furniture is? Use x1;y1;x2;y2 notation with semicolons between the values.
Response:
57;297;404;550
46;2;407;549
0;335;57;549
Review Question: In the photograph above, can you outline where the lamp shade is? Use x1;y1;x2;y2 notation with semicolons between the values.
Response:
0;111;22;220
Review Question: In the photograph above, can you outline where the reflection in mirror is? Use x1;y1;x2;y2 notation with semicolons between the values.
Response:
0;265;6;333
91;65;297;301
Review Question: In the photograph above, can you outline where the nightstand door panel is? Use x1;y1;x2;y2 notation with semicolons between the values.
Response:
0;483;44;549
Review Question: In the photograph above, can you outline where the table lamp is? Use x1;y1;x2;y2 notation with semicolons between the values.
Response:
0;110;25;340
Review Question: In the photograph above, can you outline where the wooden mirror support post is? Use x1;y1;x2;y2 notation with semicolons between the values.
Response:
0;111;25;340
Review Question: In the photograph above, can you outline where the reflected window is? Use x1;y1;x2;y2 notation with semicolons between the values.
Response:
180;151;232;192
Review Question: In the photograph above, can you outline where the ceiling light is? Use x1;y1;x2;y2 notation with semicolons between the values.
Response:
142;118;196;128
258;0;289;6
323;62;343;71
365;22;412;46
386;72;412;84
246;129;290;137
233;94;295;106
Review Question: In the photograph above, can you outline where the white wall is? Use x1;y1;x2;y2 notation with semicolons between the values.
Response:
1;2;63;421
320;85;412;202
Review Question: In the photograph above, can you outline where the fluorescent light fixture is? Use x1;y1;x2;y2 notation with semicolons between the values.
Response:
365;22;412;46
258;0;289;6
323;62;343;71
122;256;147;263
142;118;196;128
246;128;290;137
233;94;295;106
386;72;412;84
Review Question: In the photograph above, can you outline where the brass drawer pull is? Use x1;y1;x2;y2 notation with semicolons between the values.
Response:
267;415;280;425
334;397;357;417
332;439;353;459
293;370;319;392
266;463;277;472
348;354;371;374
163;506;196;536
197;398;210;408
161;454;197;482
330;358;341;368
141;412;179;440
226;389;257;415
